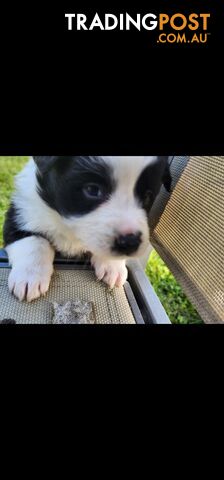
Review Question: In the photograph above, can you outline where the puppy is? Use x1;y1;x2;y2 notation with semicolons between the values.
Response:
3;156;171;302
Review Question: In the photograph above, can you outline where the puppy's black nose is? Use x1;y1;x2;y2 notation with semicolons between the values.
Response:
113;232;142;255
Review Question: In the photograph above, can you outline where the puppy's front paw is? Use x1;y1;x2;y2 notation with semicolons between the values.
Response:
8;265;53;302
92;257;128;289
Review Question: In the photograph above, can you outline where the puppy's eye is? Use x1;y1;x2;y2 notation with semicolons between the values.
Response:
83;183;105;200
144;190;152;200
143;190;153;208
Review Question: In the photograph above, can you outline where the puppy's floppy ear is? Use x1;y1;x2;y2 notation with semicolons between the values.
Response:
160;156;172;192
33;156;59;174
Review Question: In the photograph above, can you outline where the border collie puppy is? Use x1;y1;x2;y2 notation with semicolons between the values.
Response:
3;156;171;302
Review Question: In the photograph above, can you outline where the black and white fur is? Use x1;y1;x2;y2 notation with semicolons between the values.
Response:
3;156;171;302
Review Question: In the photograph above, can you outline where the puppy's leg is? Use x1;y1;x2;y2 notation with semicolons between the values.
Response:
91;255;128;289
6;236;55;302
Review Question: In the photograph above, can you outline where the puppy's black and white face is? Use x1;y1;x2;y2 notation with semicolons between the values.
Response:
34;156;171;259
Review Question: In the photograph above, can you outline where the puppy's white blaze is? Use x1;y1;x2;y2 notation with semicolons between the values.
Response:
102;156;157;192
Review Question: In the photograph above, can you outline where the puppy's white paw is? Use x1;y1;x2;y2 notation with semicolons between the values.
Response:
6;236;55;302
92;257;128;289
8;264;54;302
8;265;53;302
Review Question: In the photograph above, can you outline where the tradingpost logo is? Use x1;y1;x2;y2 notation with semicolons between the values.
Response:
65;12;211;44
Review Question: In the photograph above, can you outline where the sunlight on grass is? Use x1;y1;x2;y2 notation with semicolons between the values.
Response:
146;250;203;324
0;156;28;246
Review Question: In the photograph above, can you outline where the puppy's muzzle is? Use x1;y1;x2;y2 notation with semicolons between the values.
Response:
113;232;142;256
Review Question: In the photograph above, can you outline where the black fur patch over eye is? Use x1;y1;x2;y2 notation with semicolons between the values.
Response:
35;156;115;216
135;157;171;213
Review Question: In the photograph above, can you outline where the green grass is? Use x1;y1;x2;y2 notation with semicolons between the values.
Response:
146;250;203;324
0;156;203;324
0;157;28;244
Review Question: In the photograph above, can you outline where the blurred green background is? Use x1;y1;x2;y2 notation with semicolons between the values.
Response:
0;156;202;324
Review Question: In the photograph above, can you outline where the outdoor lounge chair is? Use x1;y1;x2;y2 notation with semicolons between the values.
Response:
149;156;224;324
0;156;223;324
